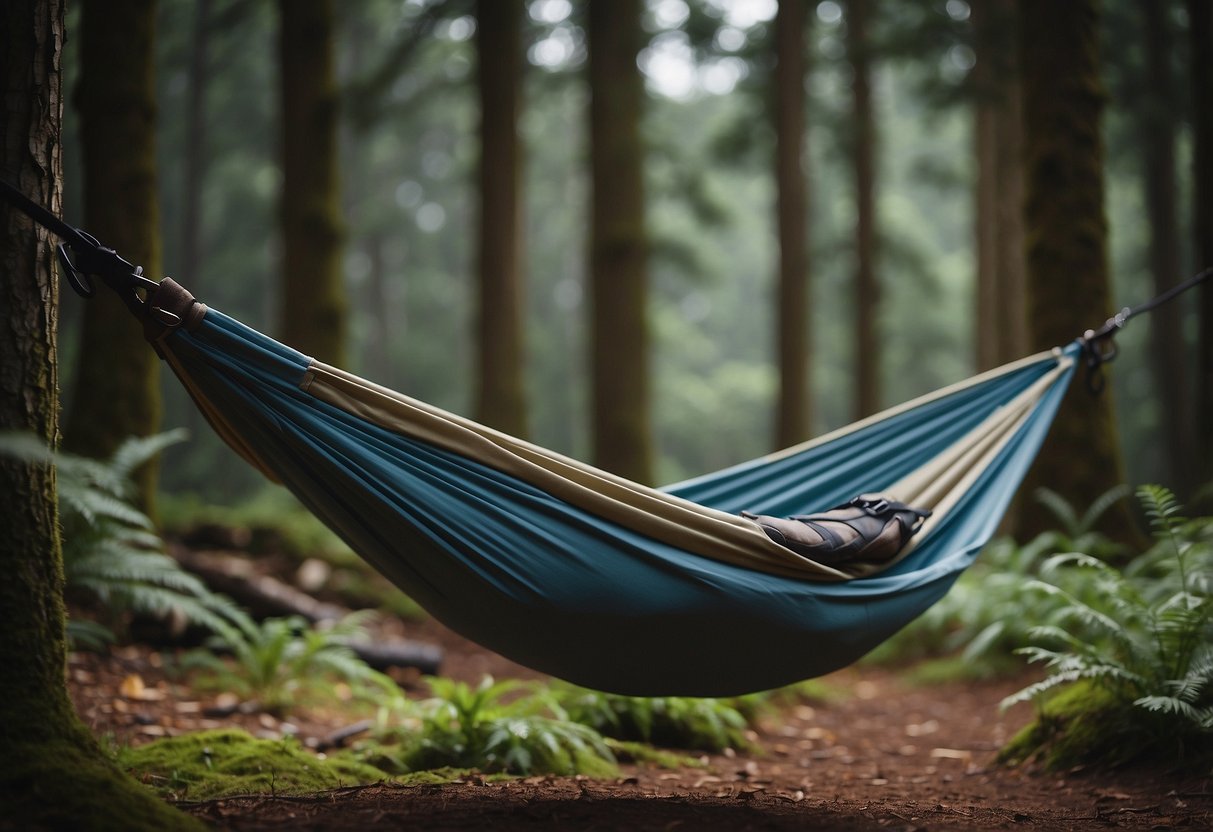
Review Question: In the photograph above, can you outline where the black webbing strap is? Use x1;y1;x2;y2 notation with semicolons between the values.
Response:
1079;267;1213;394
0;179;159;313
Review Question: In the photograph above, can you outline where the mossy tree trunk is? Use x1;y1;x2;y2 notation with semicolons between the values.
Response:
774;0;812;448
0;3;200;828
64;0;162;510
973;0;1027;372
1017;0;1135;539
587;0;653;484
278;0;346;366
474;0;527;437
847;0;879;419
1190;0;1213;498
1138;0;1190;496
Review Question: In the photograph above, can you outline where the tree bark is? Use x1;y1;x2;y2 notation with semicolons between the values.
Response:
474;0;528;437
973;0;1027;371
278;0;346;366
179;0;211;293
587;0;654;484
1138;0;1190;495
1190;0;1213;499
848;0;879;419
0;3;199;827
64;0;162;510
973;0;1000;373
1017;0;1135;539
774;0;812;448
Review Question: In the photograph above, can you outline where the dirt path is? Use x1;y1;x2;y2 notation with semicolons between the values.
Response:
70;620;1211;831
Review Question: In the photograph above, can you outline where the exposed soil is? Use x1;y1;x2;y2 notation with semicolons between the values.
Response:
68;615;1212;831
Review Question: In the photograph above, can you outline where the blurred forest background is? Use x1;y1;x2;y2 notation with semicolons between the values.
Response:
54;0;1209;512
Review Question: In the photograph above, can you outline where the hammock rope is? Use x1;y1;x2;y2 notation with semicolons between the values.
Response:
2;181;1208;696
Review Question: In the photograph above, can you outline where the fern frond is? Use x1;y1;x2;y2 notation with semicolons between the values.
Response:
1033;488;1080;536
107;429;188;479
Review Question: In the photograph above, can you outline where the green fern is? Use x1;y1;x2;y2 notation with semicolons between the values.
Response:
362;676;618;777
184;611;397;714
553;685;751;752
0;430;244;645
1001;486;1213;767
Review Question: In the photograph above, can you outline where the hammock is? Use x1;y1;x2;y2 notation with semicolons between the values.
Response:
11;181;1193;696
139;278;1077;696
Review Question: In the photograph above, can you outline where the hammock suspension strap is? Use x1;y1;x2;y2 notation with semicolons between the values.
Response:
1078;266;1213;394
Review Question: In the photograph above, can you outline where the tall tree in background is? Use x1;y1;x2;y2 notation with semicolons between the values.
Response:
972;0;1026;371
774;0;812;448
179;0;211;294
278;0;346;365
1192;0;1213;496
64;0;163;508
587;0;653;484
1138;0;1190;495
1018;0;1134;537
847;0;879;418
0;3;199;827
473;0;527;437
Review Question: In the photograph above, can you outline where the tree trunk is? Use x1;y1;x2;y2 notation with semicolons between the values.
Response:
1138;0;1190;495
587;0;653;484
1190;0;1213;499
993;15;1028;367
1017;0;1135;540
278;0;346;366
474;0;527;437
64;0;162;510
973;0;1000;373
0;3;199;827
848;0;879;419
974;0;1027;371
179;0;211;293
774;0;812;448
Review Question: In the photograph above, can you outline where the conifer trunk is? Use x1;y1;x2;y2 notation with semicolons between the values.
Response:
278;0;346;366
64;0;162;509
1139;0;1190;494
0;3;199;826
974;0;1027;371
1017;0;1135;539
179;0;211;293
848;0;879;418
1190;0;1213;497
774;0;812;448
587;0;653;484
474;0;527;437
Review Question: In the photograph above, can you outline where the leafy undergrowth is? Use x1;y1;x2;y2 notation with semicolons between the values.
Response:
999;486;1213;770
117;729;392;801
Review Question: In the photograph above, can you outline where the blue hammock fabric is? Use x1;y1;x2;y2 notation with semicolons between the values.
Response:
158;298;1078;697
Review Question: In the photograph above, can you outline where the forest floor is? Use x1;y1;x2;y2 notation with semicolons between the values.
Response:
68;549;1212;831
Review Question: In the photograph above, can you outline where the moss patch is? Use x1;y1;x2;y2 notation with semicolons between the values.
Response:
607;739;706;770
998;680;1213;771
2;733;204;831
117;729;391;801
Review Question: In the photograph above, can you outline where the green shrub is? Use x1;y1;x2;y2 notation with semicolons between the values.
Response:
183;611;397;714
359;676;618;777
1000;485;1213;768
0;430;244;648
